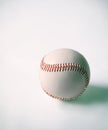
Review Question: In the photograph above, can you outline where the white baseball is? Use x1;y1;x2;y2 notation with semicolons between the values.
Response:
39;48;90;100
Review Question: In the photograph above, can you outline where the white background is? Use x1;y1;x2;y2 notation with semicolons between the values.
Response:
0;0;108;130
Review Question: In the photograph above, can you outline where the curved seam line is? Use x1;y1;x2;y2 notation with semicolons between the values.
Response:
40;57;89;86
43;87;87;100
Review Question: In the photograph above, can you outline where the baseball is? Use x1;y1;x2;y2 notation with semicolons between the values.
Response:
39;48;90;100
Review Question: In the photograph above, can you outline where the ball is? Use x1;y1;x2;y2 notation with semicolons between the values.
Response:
39;48;90;100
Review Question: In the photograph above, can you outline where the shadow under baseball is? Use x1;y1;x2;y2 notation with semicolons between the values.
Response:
62;84;108;105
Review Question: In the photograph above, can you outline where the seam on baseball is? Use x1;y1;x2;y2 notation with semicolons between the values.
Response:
43;88;87;101
40;57;89;86
40;57;89;100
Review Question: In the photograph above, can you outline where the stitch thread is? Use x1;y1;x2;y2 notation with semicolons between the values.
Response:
43;89;76;100
40;57;89;100
40;57;89;86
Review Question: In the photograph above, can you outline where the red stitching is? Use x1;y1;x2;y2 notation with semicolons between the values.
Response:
40;58;89;100
40;57;89;86
43;88;88;100
43;89;76;100
40;57;90;100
